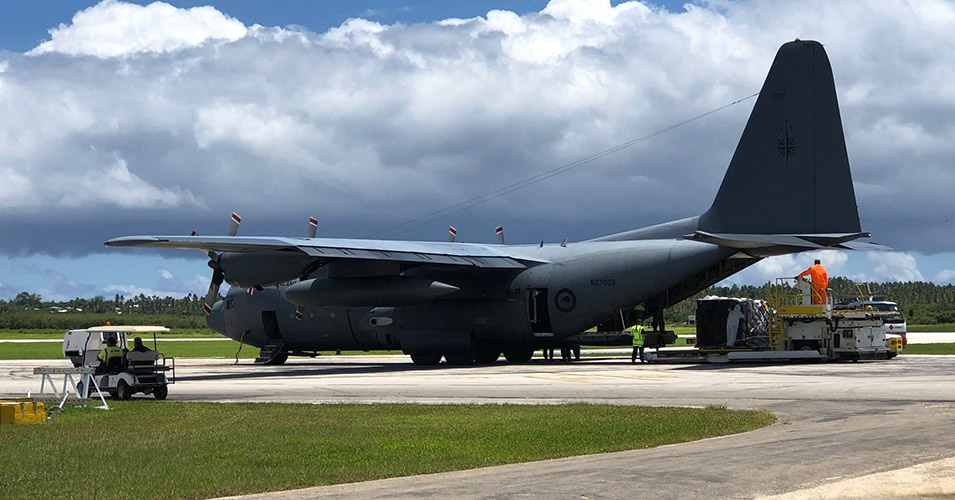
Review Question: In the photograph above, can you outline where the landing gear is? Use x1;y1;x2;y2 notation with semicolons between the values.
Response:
444;353;474;365
410;353;442;366
474;348;501;365
503;347;534;364
263;352;288;365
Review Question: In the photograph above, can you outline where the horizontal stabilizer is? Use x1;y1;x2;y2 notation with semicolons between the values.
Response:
686;230;871;256
838;240;894;252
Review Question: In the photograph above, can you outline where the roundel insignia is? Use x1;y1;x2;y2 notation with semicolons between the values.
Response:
554;288;577;313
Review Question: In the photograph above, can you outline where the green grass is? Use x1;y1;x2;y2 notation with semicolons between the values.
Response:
900;343;955;355
0;402;775;499
0;340;253;360
908;324;955;332
0;328;219;340
0;341;402;360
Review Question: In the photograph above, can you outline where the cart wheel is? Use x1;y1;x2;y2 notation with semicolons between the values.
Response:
154;384;168;400
116;380;133;401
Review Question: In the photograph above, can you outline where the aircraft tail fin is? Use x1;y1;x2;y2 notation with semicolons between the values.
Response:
698;40;861;236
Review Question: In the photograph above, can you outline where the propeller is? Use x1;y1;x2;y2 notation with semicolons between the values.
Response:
495;225;506;245
202;212;241;315
448;226;457;243
295;216;319;320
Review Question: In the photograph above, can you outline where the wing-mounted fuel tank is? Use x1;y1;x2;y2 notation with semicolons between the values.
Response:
283;276;459;308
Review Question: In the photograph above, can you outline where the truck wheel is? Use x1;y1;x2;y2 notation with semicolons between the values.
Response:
154;384;168;400
116;380;133;401
108;391;119;399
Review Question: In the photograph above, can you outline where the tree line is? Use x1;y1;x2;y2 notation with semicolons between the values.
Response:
0;292;207;329
2;277;954;329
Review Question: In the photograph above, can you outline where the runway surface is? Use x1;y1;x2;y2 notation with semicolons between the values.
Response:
3;354;954;499
2;331;952;343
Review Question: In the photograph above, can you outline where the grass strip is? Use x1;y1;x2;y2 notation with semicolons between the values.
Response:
0;402;775;499
0;341;403;360
0;340;254;360
0;328;220;340
900;343;955;355
908;324;955;332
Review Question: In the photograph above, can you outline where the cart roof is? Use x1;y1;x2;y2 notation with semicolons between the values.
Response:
85;325;170;333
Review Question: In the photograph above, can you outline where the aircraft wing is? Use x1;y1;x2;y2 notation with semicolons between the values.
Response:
105;235;543;269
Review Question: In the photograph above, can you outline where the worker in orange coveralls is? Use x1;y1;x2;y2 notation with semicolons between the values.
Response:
796;259;828;304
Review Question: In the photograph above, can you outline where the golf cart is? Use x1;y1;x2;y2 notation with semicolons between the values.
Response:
62;325;175;400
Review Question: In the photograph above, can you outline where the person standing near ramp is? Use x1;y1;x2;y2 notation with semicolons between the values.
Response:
796;259;829;304
629;322;646;363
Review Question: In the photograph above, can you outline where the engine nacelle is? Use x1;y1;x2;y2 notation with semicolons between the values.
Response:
219;253;319;288
283;276;459;307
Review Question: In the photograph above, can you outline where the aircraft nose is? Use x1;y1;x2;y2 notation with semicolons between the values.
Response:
205;300;227;335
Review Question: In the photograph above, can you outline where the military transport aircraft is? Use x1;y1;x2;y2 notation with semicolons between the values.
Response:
106;40;874;366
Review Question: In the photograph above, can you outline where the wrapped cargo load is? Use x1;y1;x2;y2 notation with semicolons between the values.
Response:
696;297;769;349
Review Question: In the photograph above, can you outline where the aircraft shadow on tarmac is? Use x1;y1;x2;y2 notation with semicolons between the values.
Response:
176;356;886;382
178;361;425;382
178;357;634;381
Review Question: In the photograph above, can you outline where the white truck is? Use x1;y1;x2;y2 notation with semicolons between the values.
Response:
844;298;908;346
62;325;175;400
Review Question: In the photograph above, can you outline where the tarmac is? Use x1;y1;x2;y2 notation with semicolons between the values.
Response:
2;351;954;499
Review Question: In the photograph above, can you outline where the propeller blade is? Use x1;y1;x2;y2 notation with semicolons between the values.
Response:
307;217;318;238
203;267;224;315
448;226;457;243
227;212;241;237
495;226;506;245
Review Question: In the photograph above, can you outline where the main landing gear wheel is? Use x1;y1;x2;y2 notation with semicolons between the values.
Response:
410;353;442;366
474;349;501;365
264;352;289;365
503;348;534;364
116;380;133;401
444;353;474;366
154;384;168;400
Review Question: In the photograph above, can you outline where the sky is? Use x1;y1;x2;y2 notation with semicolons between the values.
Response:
0;0;953;302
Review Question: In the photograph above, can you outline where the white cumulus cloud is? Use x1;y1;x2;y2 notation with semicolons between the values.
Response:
0;0;953;261
856;252;926;283
28;0;248;57
934;269;955;285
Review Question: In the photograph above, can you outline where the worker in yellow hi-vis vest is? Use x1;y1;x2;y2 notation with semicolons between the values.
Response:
628;323;646;364
96;337;124;374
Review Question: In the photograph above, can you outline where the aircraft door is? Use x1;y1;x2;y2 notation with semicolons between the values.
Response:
527;288;552;333
261;311;283;342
